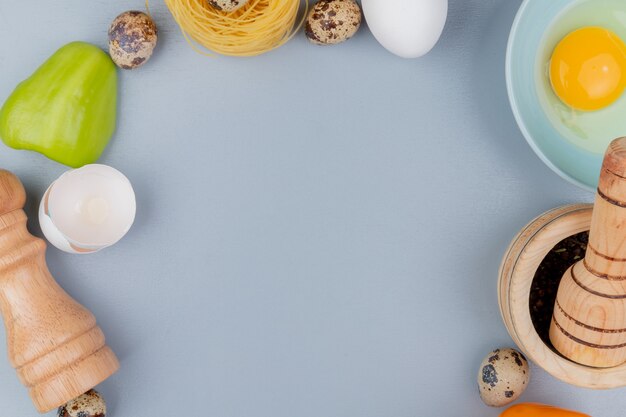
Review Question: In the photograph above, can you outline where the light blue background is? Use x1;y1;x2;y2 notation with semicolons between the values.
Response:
0;0;615;416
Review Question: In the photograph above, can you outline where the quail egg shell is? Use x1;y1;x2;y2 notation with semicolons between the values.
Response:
108;11;158;70
306;0;362;45
58;389;106;417
208;0;249;12
477;348;530;407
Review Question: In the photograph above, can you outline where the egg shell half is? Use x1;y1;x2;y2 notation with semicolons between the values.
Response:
39;164;136;254
362;0;448;58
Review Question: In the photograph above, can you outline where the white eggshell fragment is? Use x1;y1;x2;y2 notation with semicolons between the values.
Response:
39;164;136;254
477;348;530;407
362;0;448;58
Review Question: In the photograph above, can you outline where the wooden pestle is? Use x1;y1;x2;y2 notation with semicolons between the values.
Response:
0;170;119;412
551;137;626;368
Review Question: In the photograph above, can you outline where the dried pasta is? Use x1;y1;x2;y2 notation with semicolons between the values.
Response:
164;0;308;56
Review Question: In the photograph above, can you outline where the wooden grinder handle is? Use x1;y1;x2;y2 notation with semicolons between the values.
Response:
0;170;118;412
550;137;626;367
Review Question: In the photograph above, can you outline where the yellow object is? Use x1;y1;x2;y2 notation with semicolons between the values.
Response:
549;26;626;111
501;403;590;417
163;0;308;57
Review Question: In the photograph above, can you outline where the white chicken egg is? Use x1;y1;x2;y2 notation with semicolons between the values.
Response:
362;0;448;58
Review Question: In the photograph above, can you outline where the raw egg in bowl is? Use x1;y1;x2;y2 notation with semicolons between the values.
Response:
507;0;626;191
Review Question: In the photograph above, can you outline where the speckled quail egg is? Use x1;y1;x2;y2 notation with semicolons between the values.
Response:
306;0;362;45
57;389;106;417
477;348;530;407
108;11;158;70
208;0;249;12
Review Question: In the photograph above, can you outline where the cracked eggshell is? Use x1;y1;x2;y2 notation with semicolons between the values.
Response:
362;0;447;58
306;0;362;45
477;348;530;407
39;164;136;254
208;0;249;12
108;11;158;69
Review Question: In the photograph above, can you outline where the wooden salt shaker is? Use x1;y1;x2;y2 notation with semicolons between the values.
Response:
0;170;119;412
551;137;626;368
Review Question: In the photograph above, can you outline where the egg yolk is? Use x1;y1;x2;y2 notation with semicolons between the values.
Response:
550;27;626;111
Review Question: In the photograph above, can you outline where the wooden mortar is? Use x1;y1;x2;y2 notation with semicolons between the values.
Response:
0;170;119;412
499;203;626;388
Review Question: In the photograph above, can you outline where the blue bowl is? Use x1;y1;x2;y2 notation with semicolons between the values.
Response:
506;0;602;192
